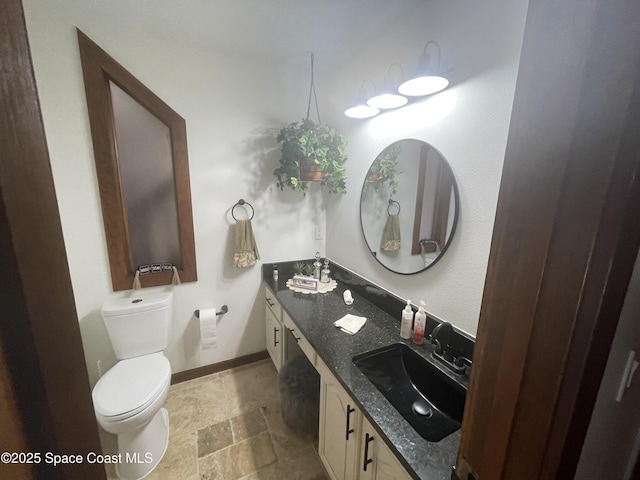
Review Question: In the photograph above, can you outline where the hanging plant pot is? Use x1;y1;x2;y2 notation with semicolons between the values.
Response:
299;160;325;182
366;172;382;183
274;118;347;194
273;54;348;195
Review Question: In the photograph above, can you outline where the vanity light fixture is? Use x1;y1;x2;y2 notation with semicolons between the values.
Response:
344;79;381;119
367;64;408;110
398;41;449;97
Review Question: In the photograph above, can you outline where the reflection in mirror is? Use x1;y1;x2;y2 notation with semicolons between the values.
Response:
360;139;458;274
78;30;197;290
110;81;181;267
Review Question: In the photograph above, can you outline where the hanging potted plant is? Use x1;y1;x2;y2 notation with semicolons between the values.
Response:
365;142;402;196
273;55;348;195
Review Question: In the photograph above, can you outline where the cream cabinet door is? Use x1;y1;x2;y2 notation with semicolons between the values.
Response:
359;416;413;480
318;360;359;480
265;305;283;371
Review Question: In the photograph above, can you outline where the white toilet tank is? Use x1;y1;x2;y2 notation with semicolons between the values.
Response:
102;292;173;360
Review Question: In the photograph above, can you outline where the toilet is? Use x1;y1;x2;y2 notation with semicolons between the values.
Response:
92;292;173;480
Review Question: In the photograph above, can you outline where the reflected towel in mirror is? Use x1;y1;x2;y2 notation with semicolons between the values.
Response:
381;214;401;251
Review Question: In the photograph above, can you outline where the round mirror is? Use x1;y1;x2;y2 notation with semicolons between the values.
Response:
360;139;459;274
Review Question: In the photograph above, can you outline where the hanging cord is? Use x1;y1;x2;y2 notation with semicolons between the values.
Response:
132;270;141;290
305;53;322;124
171;266;181;285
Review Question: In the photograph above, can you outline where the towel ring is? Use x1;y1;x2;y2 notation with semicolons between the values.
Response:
232;199;254;220
387;199;401;215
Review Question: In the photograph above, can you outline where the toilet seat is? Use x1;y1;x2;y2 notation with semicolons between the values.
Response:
93;352;171;422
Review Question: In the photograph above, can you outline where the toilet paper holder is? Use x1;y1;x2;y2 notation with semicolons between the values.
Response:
194;305;228;318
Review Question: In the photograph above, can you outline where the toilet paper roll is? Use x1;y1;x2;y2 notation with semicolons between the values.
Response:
199;307;217;349
343;290;353;305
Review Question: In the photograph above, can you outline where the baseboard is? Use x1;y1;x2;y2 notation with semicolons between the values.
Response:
171;350;270;385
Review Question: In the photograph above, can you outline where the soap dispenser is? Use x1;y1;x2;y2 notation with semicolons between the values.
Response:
313;252;322;280
412;301;427;345
320;259;331;283
400;300;414;340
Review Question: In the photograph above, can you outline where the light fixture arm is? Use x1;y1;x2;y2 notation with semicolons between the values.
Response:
388;63;405;84
361;78;376;93
422;40;442;72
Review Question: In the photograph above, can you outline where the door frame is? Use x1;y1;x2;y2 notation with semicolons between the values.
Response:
455;0;640;478
0;0;105;478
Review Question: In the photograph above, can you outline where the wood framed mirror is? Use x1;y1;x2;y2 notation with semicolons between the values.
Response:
77;30;197;291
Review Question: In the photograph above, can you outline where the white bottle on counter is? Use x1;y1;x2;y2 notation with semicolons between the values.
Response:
400;300;414;340
412;301;427;345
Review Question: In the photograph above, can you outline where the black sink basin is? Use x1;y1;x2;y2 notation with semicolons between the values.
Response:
353;343;466;442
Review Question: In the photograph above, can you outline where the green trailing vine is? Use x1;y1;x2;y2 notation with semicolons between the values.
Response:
274;118;348;195
365;143;402;196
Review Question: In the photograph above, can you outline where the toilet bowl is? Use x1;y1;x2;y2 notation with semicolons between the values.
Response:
93;293;173;480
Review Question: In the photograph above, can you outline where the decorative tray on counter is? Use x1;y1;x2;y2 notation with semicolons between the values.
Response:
286;276;337;294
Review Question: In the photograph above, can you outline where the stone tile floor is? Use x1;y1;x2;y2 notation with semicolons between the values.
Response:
99;359;329;480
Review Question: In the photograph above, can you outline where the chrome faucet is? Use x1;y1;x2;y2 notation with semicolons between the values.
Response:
429;321;453;356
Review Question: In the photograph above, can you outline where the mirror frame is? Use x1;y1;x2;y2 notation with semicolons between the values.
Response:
78;30;197;291
359;139;459;275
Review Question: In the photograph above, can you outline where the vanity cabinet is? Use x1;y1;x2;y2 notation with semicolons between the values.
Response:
265;287;283;371
264;283;415;480
317;358;412;480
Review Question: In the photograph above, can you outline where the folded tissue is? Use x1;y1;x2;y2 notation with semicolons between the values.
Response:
334;314;367;335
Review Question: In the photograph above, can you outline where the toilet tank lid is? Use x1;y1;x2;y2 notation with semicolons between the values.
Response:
102;292;173;317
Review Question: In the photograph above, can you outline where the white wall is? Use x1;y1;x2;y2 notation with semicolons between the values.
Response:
23;1;326;385
23;0;529;386
324;0;530;336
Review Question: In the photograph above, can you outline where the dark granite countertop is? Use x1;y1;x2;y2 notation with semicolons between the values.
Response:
263;263;468;480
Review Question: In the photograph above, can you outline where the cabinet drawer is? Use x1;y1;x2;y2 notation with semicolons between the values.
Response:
283;311;317;366
265;286;282;320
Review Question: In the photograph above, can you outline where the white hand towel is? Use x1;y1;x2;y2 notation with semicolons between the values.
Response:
199;308;217;349
334;314;367;335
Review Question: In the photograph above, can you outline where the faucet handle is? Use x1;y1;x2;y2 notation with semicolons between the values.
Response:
430;337;442;355
430;321;453;357
454;356;472;374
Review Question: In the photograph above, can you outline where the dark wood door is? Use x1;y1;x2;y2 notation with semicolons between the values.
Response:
455;0;640;478
0;0;106;478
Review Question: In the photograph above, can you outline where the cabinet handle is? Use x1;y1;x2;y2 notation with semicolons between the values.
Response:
288;328;301;343
273;327;279;347
266;297;275;307
345;405;355;440
363;433;374;472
